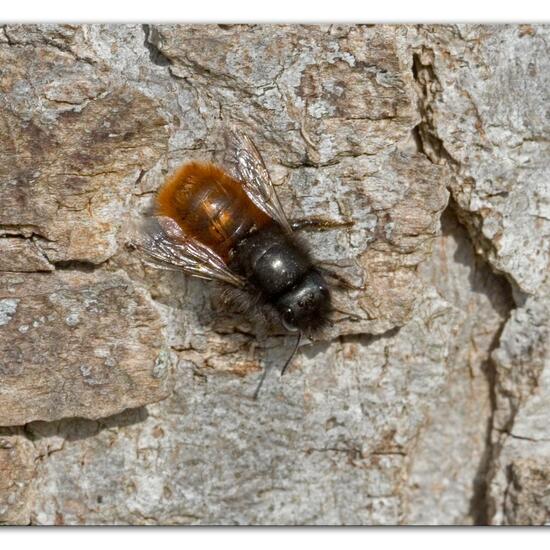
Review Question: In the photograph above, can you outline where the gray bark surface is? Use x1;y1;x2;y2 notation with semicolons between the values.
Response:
0;24;548;525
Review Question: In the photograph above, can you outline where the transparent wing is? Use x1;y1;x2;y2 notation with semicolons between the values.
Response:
224;127;293;233
135;216;245;288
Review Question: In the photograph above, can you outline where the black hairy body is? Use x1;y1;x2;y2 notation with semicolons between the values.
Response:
137;129;334;395
220;224;330;333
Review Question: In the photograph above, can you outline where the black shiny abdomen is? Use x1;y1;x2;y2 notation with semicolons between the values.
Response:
233;224;330;331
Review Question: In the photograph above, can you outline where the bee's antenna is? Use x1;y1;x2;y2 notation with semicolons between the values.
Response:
281;330;302;377
253;331;302;400
253;363;269;401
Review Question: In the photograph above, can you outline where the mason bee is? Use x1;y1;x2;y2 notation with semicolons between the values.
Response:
137;128;331;397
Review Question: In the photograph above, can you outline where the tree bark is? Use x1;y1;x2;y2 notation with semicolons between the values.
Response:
1;24;548;525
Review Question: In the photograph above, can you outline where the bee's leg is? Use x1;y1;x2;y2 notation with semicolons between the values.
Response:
290;218;361;290
253;331;302;399
290;218;353;232
317;266;364;290
330;306;368;322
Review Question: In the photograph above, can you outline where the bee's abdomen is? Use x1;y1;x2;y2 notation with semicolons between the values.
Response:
156;162;270;259
234;225;311;297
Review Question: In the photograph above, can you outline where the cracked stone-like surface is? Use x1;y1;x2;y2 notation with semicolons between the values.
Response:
0;433;36;525
412;24;550;296
406;210;512;524
409;24;550;525
0;24;548;525
487;280;550;525
27;288;460;525
0;270;173;425
0;25;169;264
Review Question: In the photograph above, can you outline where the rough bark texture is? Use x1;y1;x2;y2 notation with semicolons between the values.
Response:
0;24;548;525
0;270;172;425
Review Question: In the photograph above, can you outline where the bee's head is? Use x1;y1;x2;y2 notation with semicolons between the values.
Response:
276;270;331;332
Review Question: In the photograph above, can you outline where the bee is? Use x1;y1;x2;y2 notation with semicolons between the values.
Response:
136;128;331;397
